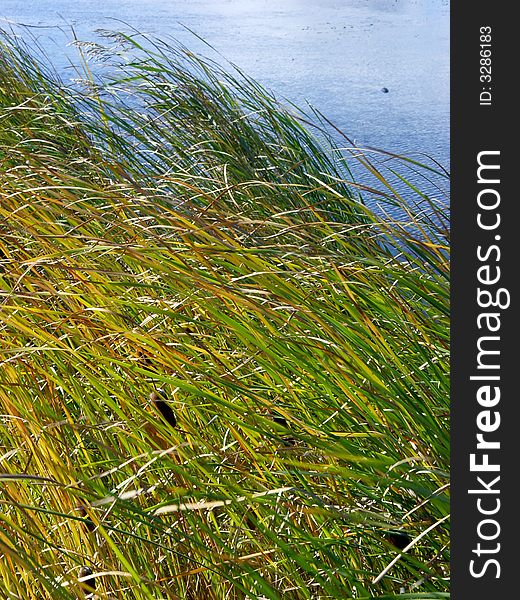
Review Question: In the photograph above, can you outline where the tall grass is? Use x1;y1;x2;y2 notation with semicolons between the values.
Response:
0;30;449;599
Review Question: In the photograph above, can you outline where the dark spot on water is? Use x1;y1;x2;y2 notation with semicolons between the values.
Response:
381;87;389;93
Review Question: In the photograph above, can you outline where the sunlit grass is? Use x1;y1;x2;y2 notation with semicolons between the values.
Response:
0;29;449;599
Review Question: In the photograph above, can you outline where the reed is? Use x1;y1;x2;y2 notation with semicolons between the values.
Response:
0;30;449;599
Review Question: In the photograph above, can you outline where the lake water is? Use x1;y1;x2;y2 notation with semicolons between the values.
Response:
1;1;449;209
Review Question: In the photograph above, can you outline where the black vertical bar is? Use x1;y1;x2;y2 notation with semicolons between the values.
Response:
452;3;515;598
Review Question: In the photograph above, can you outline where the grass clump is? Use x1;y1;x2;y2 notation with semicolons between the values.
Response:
0;30;449;600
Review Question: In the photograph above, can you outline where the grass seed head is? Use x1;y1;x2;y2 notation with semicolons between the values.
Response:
386;531;412;550
78;566;96;595
76;504;96;532
150;390;177;428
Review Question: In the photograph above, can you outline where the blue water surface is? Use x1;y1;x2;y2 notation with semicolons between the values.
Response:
1;0;450;214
